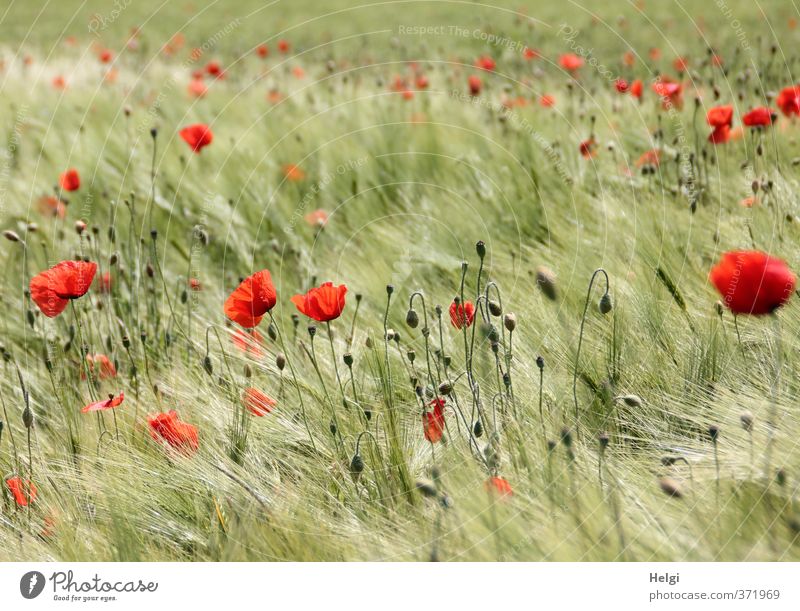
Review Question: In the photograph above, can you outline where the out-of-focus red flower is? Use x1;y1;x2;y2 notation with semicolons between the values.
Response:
559;53;583;71
630;79;643;99
523;47;539;60
636;148;661;168
83;353;117;380
707;105;733;128
449;299;475;329
60;168;80;191
622;50;635;67
205;60;223;78
579;138;597;158
304;209;329;227
468;74;482;95
30;260;97;317
6;477;37;506
243;387;276;416
82;391;124;413
652;78;682;109
98;48;113;63
485;476;513;497
277;39;290;53
38;195;67;218
291;282;347;322
283;163;306;181
475;55;496;71
615;78;629;93
415;74;429;89
709;250;796;315
188;77;207;98
52;75;67;89
148;410;198;455
231;328;264;358
673;56;689;72
256;44;269;58
224;270;277;328
189;278;202;291
742;107;776;127
708;124;731;144
179;124;213;153
539;94;555;107
649;47;661;61
293;66;305;79
97;271;111;293
776;85;800;116
423;397;445;443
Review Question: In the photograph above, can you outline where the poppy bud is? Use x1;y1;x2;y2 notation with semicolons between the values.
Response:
3;230;21;242
547;440;557;452
560;427;573;448
536;355;544;370
146;262;154;278
308;325;317;338
434;304;442;317
243;363;252;378
267;323;277;341
22;406;34;429
203;355;213;375
180;289;188;304
487;325;499;343
438;381;452;395
715;300;724;317
707;425;720;442
150;127;158;138
598;292;613;314
599;432;610;449
109;252;119;266
140;331;147;344
406;309;419;328
122;335;131;349
75;220;86;234
350;453;364;475
776;468;787;487
740;410;754;432
343;353;353;367
476;240;486;259
393;331;401;344
26;309;35;328
503;312;516;332
473;419;483;437
407;350;415;363
535;265;558;301
386;284;394;296
329;420;337;435
276;353;286;371
416;479;438;498
659;476;683;498
616;394;643;408
488;300;502;317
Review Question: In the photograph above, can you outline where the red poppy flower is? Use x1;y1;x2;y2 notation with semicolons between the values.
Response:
256;44;269;58
485;476;513;497
283;164;306;181
83;353;117;379
189;277;202;291
475;55;496;71
30;260;97;317
243;387;276;416
708;124;731;144
673;56;689;72
277;39;290;53
97;271;111;293
415;74;429;89
52;75;67;89
205;60;223;77
636;149;661;168
468;75;482;96
5;477;37;506
449;299;475;329
291;282;347;322
615;78;629;93
652;78;682;109
82;392;124;413
776;85;800;116
304;209;329;227
742;107;776;127
579;138;597;158
622;51;635;67
179;124;213;153
98;49;113;64
649;47;661;61
231;328;264;358
224;269;278;328
148;410;198;454
629;79;643;99
188;77;207;98
60;168;80;191
559;53;583;71
38;195;66;218
523;47;539;60
709;251;796;315
423;397;445;443
539;94;555;107
707;105;733;128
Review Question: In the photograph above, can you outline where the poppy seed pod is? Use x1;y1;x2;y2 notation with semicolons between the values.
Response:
598;292;613;314
708;425;720;442
740;410;754;432
386;285;394;296
407;350;415;363
476;240;486;259
343;353;353;367
659;476;683;498
406;308;419;328
307;325;317;338
536;355;544;370
350;453;364;475
22;406;34;429
504;312;517;332
535;265;558;301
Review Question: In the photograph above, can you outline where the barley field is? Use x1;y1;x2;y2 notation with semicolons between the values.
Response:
1;0;800;562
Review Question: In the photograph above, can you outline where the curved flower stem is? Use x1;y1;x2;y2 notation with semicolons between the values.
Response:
409;291;436;391
268;312;316;452
573;268;610;434
764;312;782;479
326;321;346;405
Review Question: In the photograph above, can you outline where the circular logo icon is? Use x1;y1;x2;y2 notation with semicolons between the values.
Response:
20;571;46;599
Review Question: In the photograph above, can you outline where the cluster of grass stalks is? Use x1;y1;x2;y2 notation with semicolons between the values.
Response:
1;0;800;561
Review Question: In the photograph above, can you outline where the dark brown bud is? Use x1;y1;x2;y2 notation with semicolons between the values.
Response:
276;353;286;371
503;312;516;332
